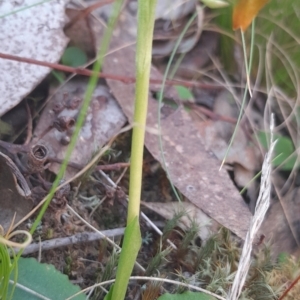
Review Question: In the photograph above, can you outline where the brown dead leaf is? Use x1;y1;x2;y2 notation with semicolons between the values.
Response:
101;10;251;239
32;78;126;178
192;90;262;210
65;6;104;59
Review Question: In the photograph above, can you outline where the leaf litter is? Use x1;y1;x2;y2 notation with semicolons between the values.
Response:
0;0;299;298
32;78;127;179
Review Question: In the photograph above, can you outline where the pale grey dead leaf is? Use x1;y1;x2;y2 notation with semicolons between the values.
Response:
0;0;69;116
153;2;203;57
196;119;260;173
156;31;219;80
32;78;126;179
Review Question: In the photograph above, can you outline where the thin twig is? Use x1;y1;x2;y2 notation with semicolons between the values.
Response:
96;162;130;171
18;228;125;256
278;274;300;300
0;52;222;90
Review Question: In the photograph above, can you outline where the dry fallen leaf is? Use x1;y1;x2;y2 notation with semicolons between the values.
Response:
101;10;251;239
193;90;261;181
0;0;69;116
191;91;263;211
65;4;103;59
33;78;126;178
232;0;269;31
155;0;197;20
153;3;204;57
258;183;300;258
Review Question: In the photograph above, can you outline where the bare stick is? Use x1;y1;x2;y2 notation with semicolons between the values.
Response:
0;52;221;90
18;228;125;256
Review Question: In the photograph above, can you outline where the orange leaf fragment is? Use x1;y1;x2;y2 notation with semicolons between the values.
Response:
232;0;269;31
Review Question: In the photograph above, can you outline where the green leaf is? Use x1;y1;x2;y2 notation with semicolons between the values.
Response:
175;86;193;101
256;131;297;170
104;284;114;300
61;47;87;67
158;291;217;300
0;244;14;300
9;257;85;300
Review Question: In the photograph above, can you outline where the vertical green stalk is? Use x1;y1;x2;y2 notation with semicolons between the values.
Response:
109;1;157;300
127;0;157;223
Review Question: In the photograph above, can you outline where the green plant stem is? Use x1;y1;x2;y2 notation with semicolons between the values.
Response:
110;1;157;299
127;0;157;223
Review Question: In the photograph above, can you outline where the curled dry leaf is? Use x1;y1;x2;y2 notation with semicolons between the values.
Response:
155;31;219;80
0;151;33;232
153;1;203;57
0;0;69;116
155;0;197;20
32;78;126;179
